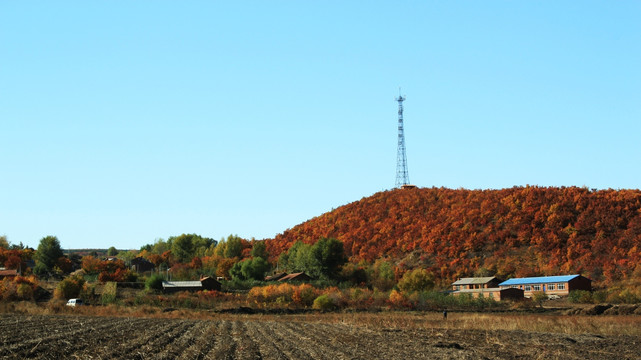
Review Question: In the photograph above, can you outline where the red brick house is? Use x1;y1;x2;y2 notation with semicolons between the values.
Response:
498;274;591;297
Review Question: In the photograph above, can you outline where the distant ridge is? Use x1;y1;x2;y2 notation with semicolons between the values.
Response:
266;186;641;283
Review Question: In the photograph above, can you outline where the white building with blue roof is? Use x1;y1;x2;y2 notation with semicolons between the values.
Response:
498;274;591;297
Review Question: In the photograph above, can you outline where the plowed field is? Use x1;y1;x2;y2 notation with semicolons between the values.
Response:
0;313;639;359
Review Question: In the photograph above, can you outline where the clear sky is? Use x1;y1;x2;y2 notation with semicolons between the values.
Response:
1;2;640;250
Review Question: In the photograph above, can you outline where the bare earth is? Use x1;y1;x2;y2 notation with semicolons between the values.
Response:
0;313;639;359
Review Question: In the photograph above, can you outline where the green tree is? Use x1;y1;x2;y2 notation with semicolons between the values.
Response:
36;236;64;272
192;235;217;257
224;235;243;258
242;257;270;280
371;259;396;291
230;257;270;281
107;246;118;256
310;237;346;279
171;234;194;263
213;240;227;257
397;269;435;293
282;238;346;280
151;238;170;255
250;240;268;259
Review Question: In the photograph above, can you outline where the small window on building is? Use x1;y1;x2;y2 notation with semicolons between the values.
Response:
557;283;565;290
488;292;494;298
533;285;541;291
524;285;532;291
548;284;556;291
455;286;460;290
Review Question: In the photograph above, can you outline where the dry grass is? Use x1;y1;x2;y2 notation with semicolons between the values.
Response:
271;311;641;337
2;301;640;337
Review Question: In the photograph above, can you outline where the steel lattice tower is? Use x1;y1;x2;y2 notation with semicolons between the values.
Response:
395;93;410;188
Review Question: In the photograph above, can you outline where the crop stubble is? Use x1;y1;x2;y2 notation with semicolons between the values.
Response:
0;313;639;359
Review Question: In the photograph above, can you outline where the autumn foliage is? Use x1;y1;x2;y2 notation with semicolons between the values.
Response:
266;187;641;284
81;256;136;282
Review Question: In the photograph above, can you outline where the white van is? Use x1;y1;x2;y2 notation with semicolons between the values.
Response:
66;298;84;307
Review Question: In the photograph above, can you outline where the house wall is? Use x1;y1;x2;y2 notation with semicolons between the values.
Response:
201;278;222;291
499;288;524;301
502;282;572;297
568;276;592;292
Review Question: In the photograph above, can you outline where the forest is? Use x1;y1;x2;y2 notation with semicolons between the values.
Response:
266;186;641;285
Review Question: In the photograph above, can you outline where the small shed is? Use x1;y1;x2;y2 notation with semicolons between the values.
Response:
278;272;312;282
200;277;222;291
131;257;155;273
162;276;221;293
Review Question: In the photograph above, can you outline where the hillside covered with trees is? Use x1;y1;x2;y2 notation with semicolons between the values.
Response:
266;187;641;284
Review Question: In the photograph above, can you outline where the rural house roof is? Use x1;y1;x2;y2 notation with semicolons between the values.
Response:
278;272;311;282
0;269;18;277
499;275;582;286
452;277;497;286
265;272;287;281
162;281;202;288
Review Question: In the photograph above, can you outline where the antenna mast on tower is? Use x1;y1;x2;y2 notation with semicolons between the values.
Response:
395;90;410;188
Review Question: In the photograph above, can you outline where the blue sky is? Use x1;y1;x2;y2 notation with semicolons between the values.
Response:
1;2;640;250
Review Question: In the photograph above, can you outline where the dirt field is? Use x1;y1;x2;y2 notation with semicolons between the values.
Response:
0;312;639;359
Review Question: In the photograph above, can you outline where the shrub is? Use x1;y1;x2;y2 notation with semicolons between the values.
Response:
607;289;641;304
397;269;434;293
54;276;85;300
568;290;593;304
145;274;164;291
531;291;547;307
388;290;409;309
16;284;33;300
592;290;608;303
312;294;337;311
292;284;318;306
101;282;118;305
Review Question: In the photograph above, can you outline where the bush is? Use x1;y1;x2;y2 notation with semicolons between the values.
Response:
312;294;337;311
145;274;164;291
16;284;33;300
54;276;85;300
388;290;409;308
606;289;641;304
397;269;435;293
592;290;608;303
292;284;317;306
568;290;593;304
101;282;118;305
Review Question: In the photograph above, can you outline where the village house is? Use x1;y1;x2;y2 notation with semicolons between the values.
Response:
451;276;501;291
130;257;155;273
450;276;523;301
162;276;221;293
498;274;591;298
278;272;312;282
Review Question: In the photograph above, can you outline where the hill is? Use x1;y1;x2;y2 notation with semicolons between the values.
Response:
266;186;641;283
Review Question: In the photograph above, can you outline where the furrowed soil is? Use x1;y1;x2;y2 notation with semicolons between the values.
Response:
0;312;639;360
